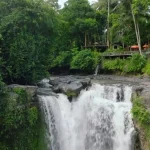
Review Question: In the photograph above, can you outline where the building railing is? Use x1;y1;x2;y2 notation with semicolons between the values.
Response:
102;49;150;57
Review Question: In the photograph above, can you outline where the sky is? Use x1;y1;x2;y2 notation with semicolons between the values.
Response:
58;0;97;7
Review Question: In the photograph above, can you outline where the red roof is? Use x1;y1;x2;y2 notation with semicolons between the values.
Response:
131;45;139;49
143;45;148;48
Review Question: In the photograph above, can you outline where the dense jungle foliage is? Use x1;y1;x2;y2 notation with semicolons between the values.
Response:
0;87;44;150
0;0;150;84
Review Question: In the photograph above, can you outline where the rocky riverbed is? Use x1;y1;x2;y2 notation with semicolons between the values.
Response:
92;75;150;109
8;75;150;106
38;74;150;107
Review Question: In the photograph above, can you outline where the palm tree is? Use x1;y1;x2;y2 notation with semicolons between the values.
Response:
92;0;121;48
121;0;142;55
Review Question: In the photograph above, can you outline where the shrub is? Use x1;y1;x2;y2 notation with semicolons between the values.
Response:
142;60;150;75
124;54;146;73
103;48;124;54
51;51;72;68
132;96;150;145
103;58;126;71
103;53;146;74
132;96;150;125
71;49;101;72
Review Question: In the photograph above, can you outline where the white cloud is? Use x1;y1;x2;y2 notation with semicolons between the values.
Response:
58;0;97;7
59;0;67;6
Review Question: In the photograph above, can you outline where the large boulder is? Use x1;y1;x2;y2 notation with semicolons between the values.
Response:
49;76;76;85
49;77;61;85
80;78;91;88
49;76;91;100
37;78;52;88
58;81;83;94
8;84;38;97
37;88;58;97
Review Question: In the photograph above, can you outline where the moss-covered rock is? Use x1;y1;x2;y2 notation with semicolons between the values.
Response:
49;76;91;101
65;90;78;101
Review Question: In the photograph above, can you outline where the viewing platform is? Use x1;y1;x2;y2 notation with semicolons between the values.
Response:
102;50;150;59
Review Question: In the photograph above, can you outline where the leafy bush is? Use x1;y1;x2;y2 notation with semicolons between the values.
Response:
103;53;146;74
142;60;150;75
51;51;72;68
103;48;124;54
132;96;150;125
103;58;126;71
124;54;146;73
71;49;101;72
132;96;150;145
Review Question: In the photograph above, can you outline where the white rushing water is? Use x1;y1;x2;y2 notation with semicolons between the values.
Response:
39;83;135;150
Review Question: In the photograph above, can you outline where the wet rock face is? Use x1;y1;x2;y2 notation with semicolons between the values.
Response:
50;76;91;95
37;76;91;101
8;84;38;97
129;128;141;150
7;84;39;108
37;88;58;97
133;83;150;111
37;79;52;88
141;88;150;110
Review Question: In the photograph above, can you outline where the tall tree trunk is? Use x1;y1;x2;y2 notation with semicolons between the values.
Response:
107;0;110;48
94;34;96;43
131;4;142;55
85;32;87;47
88;33;90;45
136;22;142;53
122;42;125;49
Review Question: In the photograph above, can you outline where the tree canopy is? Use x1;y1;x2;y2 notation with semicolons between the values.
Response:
0;0;58;84
0;0;150;83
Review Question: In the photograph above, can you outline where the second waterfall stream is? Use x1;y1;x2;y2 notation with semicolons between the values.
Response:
39;83;135;150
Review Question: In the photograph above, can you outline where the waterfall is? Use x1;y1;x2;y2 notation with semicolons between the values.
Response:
94;65;99;75
39;83;135;150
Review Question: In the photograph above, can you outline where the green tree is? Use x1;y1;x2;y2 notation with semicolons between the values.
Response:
74;18;98;46
121;0;150;55
92;0;150;51
0;0;58;84
61;0;96;47
71;49;100;73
